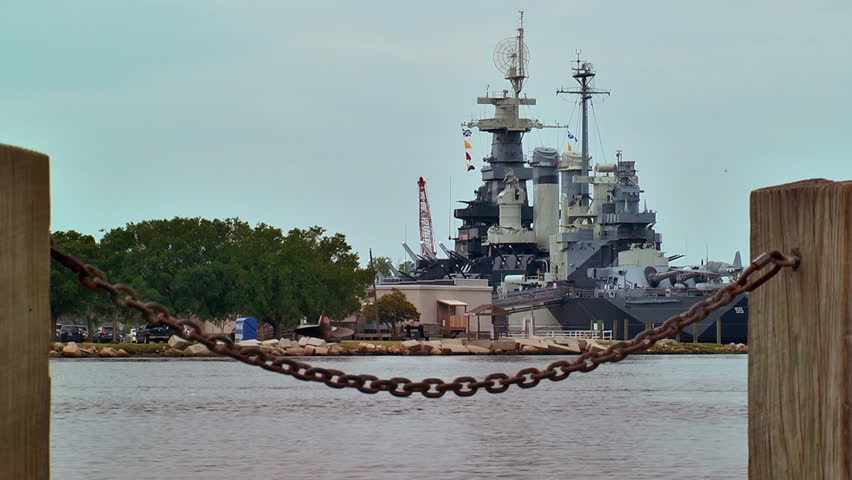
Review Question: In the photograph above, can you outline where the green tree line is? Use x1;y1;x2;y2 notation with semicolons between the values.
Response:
51;218;374;339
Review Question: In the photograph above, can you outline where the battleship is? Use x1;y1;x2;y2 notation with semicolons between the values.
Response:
386;15;748;343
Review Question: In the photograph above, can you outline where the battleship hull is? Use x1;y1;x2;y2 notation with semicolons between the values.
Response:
514;294;748;344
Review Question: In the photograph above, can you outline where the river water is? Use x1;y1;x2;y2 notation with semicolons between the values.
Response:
51;355;746;479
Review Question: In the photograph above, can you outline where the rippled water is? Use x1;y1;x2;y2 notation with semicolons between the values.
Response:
51;355;746;479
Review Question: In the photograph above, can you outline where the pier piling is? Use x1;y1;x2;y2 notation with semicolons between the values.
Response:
0;144;51;480
749;179;852;479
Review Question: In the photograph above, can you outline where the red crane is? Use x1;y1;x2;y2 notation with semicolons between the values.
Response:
417;176;436;257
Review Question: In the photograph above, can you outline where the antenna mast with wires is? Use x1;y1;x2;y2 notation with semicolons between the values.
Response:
557;53;610;207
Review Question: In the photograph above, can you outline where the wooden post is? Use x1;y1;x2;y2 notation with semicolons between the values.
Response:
613;316;618;340
623;318;629;340
749;179;852;479
477;315;481;340
0;144;50;480
692;322;697;343
716;317;721;345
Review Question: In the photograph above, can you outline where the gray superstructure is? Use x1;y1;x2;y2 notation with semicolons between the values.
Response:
454;13;557;260
386;15;748;343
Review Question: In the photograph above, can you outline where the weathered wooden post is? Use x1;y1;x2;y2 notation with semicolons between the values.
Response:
749;179;852;479
0;144;50;479
623;318;629;340
716;318;721;345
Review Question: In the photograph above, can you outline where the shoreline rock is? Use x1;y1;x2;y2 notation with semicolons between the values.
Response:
48;336;748;358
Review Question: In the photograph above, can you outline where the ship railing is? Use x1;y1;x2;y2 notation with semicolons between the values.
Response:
495;284;728;304
564;289;598;299
591;287;724;298
507;329;613;341
494;287;568;303
484;89;512;98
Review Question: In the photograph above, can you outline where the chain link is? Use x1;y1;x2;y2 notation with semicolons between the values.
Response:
49;236;799;398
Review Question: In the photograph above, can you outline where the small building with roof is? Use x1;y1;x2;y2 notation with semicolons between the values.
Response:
367;278;493;338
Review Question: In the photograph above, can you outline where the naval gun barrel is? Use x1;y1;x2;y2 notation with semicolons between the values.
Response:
643;266;681;288
401;242;421;263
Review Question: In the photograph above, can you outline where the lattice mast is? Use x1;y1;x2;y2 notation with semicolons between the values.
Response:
557;53;610;207
417;177;436;257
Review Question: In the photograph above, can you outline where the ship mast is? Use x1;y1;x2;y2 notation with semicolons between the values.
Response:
557;53;609;207
454;13;562;259
507;11;526;97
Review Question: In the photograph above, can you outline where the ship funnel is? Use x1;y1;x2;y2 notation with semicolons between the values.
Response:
531;147;559;250
559;150;583;226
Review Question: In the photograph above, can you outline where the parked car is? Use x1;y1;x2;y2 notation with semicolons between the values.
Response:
94;326;117;343
126;328;137;343
59;325;82;342
77;326;89;342
137;324;174;343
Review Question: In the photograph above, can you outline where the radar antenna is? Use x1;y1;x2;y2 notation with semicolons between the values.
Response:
493;11;529;97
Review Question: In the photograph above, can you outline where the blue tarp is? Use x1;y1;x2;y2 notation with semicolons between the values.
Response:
235;317;257;341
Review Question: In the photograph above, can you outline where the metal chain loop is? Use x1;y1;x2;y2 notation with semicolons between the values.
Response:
49;236;799;398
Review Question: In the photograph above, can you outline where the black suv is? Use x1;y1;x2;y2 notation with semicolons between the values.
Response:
138;324;174;343
58;325;83;343
94;326;117;343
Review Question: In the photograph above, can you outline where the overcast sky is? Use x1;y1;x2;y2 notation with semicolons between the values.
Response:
3;1;850;267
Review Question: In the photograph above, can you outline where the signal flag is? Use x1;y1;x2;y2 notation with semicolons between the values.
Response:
465;152;472;161
464;140;472;149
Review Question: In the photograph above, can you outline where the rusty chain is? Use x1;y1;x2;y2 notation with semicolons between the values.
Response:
49;236;799;398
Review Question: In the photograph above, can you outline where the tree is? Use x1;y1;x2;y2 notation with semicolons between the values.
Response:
52;218;373;340
99;217;248;321
50;231;111;340
258;226;372;338
361;288;420;339
370;256;394;277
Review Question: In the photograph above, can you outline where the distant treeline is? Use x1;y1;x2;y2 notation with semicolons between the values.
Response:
51;217;374;338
